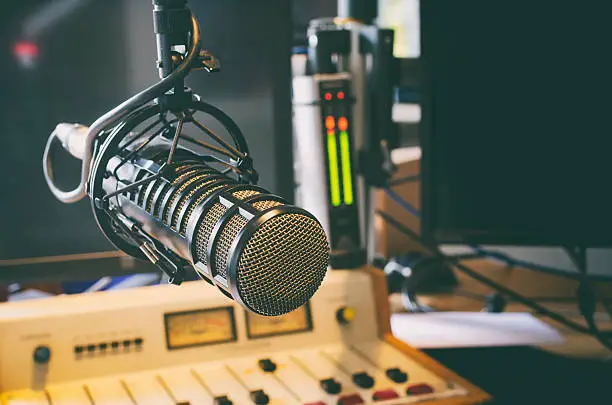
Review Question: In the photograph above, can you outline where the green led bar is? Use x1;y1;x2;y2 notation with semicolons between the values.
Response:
327;131;341;207
339;130;354;205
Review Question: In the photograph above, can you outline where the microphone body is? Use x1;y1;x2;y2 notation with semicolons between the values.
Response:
43;4;329;317
58;117;329;317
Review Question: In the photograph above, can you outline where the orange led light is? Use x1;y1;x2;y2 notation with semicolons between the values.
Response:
324;93;333;101
338;117;348;131
325;116;336;130
337;91;345;100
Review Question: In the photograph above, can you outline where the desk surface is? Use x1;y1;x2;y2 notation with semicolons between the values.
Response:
389;258;612;360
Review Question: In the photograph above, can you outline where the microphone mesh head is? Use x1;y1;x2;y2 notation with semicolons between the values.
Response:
236;212;329;316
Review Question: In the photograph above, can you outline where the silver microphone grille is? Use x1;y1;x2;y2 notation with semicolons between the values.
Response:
235;211;329;316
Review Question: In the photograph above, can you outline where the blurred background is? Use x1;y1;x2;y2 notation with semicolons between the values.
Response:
1;0;612;293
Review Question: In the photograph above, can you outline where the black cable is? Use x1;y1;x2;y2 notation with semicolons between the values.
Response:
381;188;612;282
565;247;612;352
376;209;612;340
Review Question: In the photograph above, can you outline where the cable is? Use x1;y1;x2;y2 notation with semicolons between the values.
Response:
382;187;612;282
375;209;612;341
387;174;420;187
380;188;612;350
565;247;612;352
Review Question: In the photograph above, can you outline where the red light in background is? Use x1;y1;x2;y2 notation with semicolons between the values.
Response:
324;93;333;101
337;91;345;100
325;116;336;130
338;117;348;131
14;41;39;58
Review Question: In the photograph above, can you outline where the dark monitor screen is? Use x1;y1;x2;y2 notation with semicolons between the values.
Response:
0;0;292;263
420;2;612;246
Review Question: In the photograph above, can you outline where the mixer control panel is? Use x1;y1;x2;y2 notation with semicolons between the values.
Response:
0;269;489;404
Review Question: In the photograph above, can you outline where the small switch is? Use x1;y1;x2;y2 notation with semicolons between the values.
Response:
372;389;400;401
98;342;108;351
406;383;434;396
320;378;342;395
336;306;356;324
86;344;96;353
250;390;269;405
352;372;374;389
258;358;277;373
33;345;51;364
74;345;84;355
111;341;120;350
385;367;408;383
214;395;233;405
337;393;364;405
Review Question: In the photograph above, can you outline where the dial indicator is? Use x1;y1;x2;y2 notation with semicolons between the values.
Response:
164;307;236;350
246;303;312;339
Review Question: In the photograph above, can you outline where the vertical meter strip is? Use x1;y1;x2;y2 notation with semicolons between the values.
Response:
325;115;342;207
338;116;354;206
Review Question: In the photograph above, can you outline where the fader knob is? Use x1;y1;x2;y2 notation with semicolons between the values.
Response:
320;378;342;395
250;390;270;405
214;395;233;405
258;358;277;373
33;345;51;365
352;372;375;389
385;367;408;383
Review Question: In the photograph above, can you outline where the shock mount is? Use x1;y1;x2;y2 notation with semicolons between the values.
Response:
80;0;258;284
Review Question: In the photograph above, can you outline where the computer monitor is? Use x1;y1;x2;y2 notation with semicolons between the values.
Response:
419;1;612;246
0;0;292;278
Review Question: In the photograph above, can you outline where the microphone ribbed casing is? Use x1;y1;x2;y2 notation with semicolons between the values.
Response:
107;151;329;316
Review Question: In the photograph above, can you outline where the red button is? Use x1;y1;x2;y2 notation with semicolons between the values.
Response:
372;389;400;401
337;394;364;405
406;384;434;396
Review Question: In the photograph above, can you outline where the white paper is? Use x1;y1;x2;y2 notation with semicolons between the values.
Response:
391;312;564;349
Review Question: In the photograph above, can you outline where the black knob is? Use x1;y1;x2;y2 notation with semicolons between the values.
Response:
258;359;277;373
74;345;84;355
320;378;342;395
385;367;408;383
214;395;233;405
250;390;270;405
33;345;51;364
352;372;374;389
111;341;120;349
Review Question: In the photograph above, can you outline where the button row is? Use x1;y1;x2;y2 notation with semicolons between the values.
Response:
74;337;143;355
259;358;409;388
335;385;434;405
321;381;434;400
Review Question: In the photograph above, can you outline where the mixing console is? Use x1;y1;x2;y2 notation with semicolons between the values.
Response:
0;269;490;405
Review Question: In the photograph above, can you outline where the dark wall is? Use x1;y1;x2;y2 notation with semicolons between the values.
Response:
0;0;127;260
0;0;294;262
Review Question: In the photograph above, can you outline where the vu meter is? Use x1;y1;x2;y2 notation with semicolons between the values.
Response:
164;307;237;349
246;304;312;339
292;73;364;269
319;79;361;254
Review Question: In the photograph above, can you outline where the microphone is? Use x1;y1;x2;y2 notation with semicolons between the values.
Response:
42;2;330;316
51;114;330;317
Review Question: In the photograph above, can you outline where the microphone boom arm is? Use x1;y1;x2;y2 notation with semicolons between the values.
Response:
43;11;202;203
